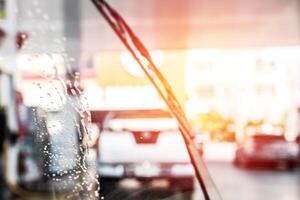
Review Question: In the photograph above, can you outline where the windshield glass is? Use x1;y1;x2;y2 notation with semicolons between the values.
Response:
1;0;300;200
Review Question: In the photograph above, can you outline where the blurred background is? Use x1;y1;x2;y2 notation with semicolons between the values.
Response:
0;0;299;199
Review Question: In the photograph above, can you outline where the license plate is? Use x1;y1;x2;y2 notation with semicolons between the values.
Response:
134;162;160;177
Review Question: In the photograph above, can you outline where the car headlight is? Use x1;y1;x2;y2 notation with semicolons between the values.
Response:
171;164;194;177
134;162;161;177
287;144;299;156
98;164;124;177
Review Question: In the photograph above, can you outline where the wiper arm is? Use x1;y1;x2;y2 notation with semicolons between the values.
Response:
90;1;222;199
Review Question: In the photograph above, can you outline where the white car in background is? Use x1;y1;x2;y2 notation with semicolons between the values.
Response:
95;109;195;199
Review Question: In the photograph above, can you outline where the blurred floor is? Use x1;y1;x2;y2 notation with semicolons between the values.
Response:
0;160;299;200
98;162;300;200
206;162;300;200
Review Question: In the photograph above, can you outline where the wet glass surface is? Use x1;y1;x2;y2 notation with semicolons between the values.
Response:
0;0;300;200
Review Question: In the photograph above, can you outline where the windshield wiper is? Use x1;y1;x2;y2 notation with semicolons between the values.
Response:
90;0;222;199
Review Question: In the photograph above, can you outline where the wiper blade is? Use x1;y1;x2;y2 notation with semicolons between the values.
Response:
90;0;222;199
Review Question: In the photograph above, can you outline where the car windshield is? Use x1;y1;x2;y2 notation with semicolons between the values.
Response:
104;110;179;131
1;0;300;200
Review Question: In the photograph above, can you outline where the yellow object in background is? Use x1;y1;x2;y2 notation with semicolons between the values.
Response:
95;50;186;105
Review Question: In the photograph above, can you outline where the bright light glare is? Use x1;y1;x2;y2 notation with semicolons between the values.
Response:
185;47;300;125
120;50;163;77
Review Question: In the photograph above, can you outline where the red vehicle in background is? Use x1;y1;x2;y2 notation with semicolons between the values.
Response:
234;134;299;170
